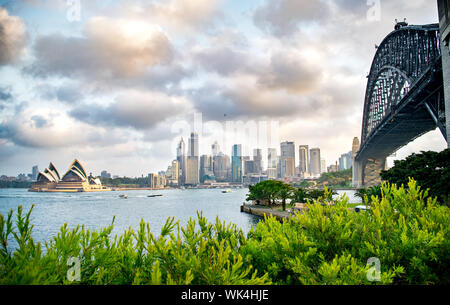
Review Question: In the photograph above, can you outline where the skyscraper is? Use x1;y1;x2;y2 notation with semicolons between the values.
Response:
188;132;199;157
177;138;186;186
309;148;321;177
231;144;242;183
253;148;262;174
267;148;277;168
280;141;295;178
200;155;213;183
298;145;309;175
185;156;199;185
213;152;230;182
186;133;200;185
212;141;220;157
339;151;353;171
32;165;39;181
321;159;326;174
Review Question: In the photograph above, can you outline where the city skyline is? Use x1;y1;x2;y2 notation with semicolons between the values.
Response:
0;0;447;177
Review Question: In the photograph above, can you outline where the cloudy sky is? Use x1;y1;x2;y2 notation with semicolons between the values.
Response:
0;0;447;177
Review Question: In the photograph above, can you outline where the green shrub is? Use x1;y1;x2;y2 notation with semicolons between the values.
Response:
0;209;270;285
355;185;382;202
1;179;448;285
241;179;449;285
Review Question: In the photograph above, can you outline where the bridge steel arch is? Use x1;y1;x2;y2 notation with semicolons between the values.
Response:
353;24;447;187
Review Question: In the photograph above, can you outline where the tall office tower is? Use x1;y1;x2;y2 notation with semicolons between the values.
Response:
185;156;199;185
298;145;309;174
213;153;230;182
309;148;321;177
267;148;277;179
231;144;243;183
244;160;255;175
321;159;326;174
253;149;262;174
267;148;277;168
169;160;180;185
242;156;250;175
211;141;220;157
32;165;39;181
280;141;295;178
188;132;199;157
176;138;186;185
200;155;213;183
277;156;282;178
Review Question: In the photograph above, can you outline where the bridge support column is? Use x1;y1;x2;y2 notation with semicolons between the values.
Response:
438;0;450;147
352;159;363;188
363;157;387;187
442;39;450;147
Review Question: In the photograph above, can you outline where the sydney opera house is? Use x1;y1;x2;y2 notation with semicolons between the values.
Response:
29;159;111;192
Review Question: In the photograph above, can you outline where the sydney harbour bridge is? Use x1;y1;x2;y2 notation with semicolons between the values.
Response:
352;2;450;187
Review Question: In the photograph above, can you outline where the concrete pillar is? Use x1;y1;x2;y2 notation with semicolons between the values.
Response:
352;159;363;188
442;42;450;147
438;0;450;147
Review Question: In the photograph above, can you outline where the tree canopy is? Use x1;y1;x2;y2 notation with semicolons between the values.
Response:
380;149;450;205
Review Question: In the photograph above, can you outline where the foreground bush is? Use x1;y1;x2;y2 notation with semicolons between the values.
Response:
1;179;449;284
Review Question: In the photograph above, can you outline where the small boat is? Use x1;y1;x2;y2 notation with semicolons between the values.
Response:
222;189;231;193
119;194;128;199
147;194;163;197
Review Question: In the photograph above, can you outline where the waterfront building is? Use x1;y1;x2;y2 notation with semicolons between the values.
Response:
30;159;109;192
149;173;166;189
32;165;39;181
165;160;179;186
321;159;326;174
309;148;321;178
185;156;200;185
231;144;243;184
328;162;339;173
280;141;295;178
200;155;214;183
298;145;309;175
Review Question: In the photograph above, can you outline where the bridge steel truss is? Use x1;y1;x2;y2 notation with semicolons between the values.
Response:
354;24;447;187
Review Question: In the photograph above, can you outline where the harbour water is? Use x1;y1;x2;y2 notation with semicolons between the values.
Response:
0;188;359;248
